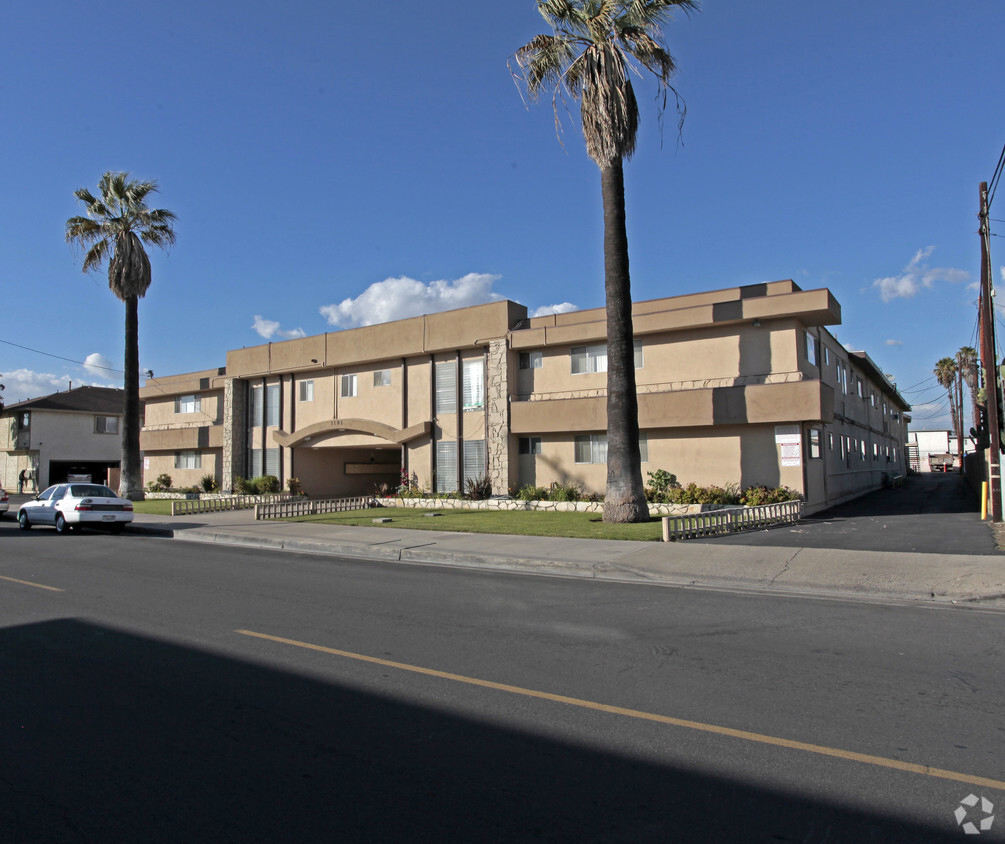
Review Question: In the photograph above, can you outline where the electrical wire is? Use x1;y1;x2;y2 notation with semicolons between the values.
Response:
0;337;124;374
989;141;1005;209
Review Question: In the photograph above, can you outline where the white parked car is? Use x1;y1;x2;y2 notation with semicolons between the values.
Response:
17;483;134;534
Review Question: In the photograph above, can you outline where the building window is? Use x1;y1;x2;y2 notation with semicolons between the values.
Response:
856;378;865;399
299;380;314;402
373;369;392;387
823;346;831;366
574;434;608;464
247;448;279;478
249;448;262;478
265;384;280;427
571;344;607;374
808;428;822;459
95;416;119;435
519;351;543;370
519;437;542;455
805;332;818;367
175;450;201;470
265;447;280;477
462;360;484;410
828;432;834;451
175;394;201;414
435;441;457;493
860;439;867;460
435;361;457;414
639;432;649;463
340;374;357;398
249;385;263;425
571;342;642;374
464;440;486;485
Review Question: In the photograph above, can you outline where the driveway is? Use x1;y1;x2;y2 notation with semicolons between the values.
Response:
694;472;1001;555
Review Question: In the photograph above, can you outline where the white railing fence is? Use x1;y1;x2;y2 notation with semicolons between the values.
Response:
662;500;802;541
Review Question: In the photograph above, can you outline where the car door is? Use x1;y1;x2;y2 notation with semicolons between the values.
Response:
38;485;67;525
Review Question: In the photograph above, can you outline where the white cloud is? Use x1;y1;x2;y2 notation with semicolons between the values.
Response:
83;352;117;378
252;315;307;340
531;302;579;317
885;339;903;347
320;273;503;329
0;369;78;405
872;246;969;302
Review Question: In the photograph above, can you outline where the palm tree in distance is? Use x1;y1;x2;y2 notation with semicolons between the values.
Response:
934;356;961;469
514;0;698;522
66;172;177;500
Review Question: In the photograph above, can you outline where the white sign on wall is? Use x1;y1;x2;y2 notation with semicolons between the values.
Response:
776;425;802;467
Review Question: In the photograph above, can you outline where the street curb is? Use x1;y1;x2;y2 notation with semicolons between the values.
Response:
133;522;1005;606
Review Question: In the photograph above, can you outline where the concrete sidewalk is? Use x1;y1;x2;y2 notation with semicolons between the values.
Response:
125;504;1005;606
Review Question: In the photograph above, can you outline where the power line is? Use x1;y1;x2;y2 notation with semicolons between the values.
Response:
989;141;1005;209
0;338;123;375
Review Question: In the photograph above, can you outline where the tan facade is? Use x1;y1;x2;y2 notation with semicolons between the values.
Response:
139;282;909;512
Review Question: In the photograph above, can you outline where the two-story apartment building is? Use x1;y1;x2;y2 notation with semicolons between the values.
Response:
0;386;125;491
140;280;910;513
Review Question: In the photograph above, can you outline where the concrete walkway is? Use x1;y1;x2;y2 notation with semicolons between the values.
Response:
114;473;1005;606
9;474;1002;604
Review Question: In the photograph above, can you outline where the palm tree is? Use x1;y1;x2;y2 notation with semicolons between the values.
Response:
66;172;176;500
934;356;961;467
957;346;979;428
514;0;697;522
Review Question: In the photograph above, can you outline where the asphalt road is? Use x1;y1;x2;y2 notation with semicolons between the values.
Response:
1;524;1003;842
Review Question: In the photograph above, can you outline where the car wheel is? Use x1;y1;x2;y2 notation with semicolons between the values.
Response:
18;511;31;530
55;513;71;534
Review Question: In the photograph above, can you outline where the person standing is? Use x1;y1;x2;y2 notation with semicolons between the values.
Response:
17;469;25;494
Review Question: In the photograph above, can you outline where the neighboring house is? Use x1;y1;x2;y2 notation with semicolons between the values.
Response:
0;386;125;492
140;280;910;514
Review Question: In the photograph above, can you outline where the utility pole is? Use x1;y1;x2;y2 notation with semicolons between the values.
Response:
978;181;1002;521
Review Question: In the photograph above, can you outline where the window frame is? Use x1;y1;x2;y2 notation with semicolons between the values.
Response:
175;394;201;414
340;373;358;398
298;380;314;402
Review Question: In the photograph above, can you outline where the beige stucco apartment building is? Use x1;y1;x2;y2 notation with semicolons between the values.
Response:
139;280;910;514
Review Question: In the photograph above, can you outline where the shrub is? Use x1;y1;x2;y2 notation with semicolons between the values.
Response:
235;476;257;495
374;481;394;497
740;485;802;506
287;477;303;495
515;484;548;501
258;475;281;494
661;482;740;506
645;469;680;502
548;480;583;502
199;474;218;493
464;475;493;500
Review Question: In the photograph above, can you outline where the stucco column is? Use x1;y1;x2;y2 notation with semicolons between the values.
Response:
487;339;510;496
221;378;247;493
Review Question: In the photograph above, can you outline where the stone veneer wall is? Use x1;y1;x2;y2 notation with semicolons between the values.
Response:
486;338;510;496
221;378;247;493
376;496;737;515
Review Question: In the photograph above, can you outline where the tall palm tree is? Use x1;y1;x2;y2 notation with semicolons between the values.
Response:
957;346;979;428
514;0;697;522
934;356;961;467
66;172;176;500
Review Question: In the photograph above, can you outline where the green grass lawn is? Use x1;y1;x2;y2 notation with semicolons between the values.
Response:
131;499;176;516
286;507;665;541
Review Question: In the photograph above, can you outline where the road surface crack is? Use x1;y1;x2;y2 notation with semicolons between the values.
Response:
769;548;803;586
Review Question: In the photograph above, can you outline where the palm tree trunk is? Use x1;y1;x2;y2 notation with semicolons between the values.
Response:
121;295;144;500
600;159;648;523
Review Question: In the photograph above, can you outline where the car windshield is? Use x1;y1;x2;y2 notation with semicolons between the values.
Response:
68;485;117;498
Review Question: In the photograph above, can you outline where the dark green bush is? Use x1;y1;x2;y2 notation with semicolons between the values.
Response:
515;484;548;501
740;485;802;506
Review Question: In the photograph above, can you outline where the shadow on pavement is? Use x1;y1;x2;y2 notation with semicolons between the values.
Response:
697;473;1000;555
2;619;965;842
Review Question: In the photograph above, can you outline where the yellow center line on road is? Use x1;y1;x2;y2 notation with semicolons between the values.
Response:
0;574;63;592
236;628;1005;793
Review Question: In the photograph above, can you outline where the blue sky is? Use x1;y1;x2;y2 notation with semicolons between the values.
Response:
2;0;1002;431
